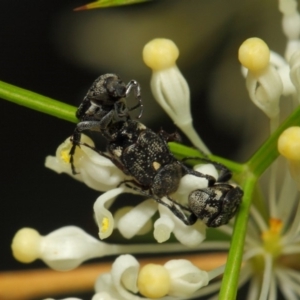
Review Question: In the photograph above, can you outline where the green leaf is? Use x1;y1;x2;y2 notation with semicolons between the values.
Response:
74;0;150;11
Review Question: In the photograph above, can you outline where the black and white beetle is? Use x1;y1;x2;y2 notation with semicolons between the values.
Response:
105;120;217;199
69;74;243;227
169;157;243;227
187;183;243;227
69;73;143;174
167;178;243;227
108;121;243;227
80;119;242;227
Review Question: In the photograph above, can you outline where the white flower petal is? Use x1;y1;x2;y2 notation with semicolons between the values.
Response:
94;188;125;239
148;52;209;153
194;163;219;179
144;37;205;154
172;218;206;248
246;65;283;118
117;199;157;239
95;274;128;300
289;50;300;102
154;204;175;243
81;145;115;167
276;63;296;95
153;218;174;243
175;164;218;203
45;135;125;192
164;259;209;297
155;205;206;247
92;292;119;300
40;226;104;271
151;67;190;124
111;255;141;300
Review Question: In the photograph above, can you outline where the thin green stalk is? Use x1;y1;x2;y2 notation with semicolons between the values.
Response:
0;80;77;123
219;176;257;300
169;142;244;174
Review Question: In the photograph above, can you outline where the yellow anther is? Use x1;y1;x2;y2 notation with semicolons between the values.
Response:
238;37;270;72
100;217;109;233
278;126;300;161
261;218;283;258
60;149;71;163
138;263;170;298
143;38;179;71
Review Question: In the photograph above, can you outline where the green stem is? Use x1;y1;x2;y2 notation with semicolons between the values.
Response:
169;142;244;174
0;80;77;123
247;105;300;177
218;105;300;298
219;176;257;300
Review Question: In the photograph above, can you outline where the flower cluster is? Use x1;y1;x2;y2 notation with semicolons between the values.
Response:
11;34;232;300
45;134;215;245
226;0;300;298
9;0;300;299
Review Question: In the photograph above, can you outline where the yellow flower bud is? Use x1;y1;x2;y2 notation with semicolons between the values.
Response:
138;263;170;298
11;228;41;263
278;126;300;160
239;37;270;72
278;126;300;190
143;38;179;71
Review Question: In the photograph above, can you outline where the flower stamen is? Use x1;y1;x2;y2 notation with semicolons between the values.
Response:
261;218;283;258
100;217;110;234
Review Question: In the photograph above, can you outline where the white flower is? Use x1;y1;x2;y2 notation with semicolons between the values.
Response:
96;163;219;247
279;0;300;60
92;292;119;300
148;155;300;299
143;38;210;154
45;135;127;191
289;50;300;103
239;37;283;121
94;254;209;300
235;173;300;300
11;225;211;272
115;199;158;239
153;204;207;247
94;187;129;240
239;0;300;130
163;259;209;297
45;136;220;246
11;226;113;271
152;164;217;246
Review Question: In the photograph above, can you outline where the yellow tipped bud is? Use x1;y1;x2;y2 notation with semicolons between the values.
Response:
278;126;300;160
11;228;41;263
143;38;179;71
138;264;170;298
238;37;270;72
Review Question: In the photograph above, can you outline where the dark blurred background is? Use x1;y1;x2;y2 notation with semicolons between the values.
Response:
0;0;285;299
